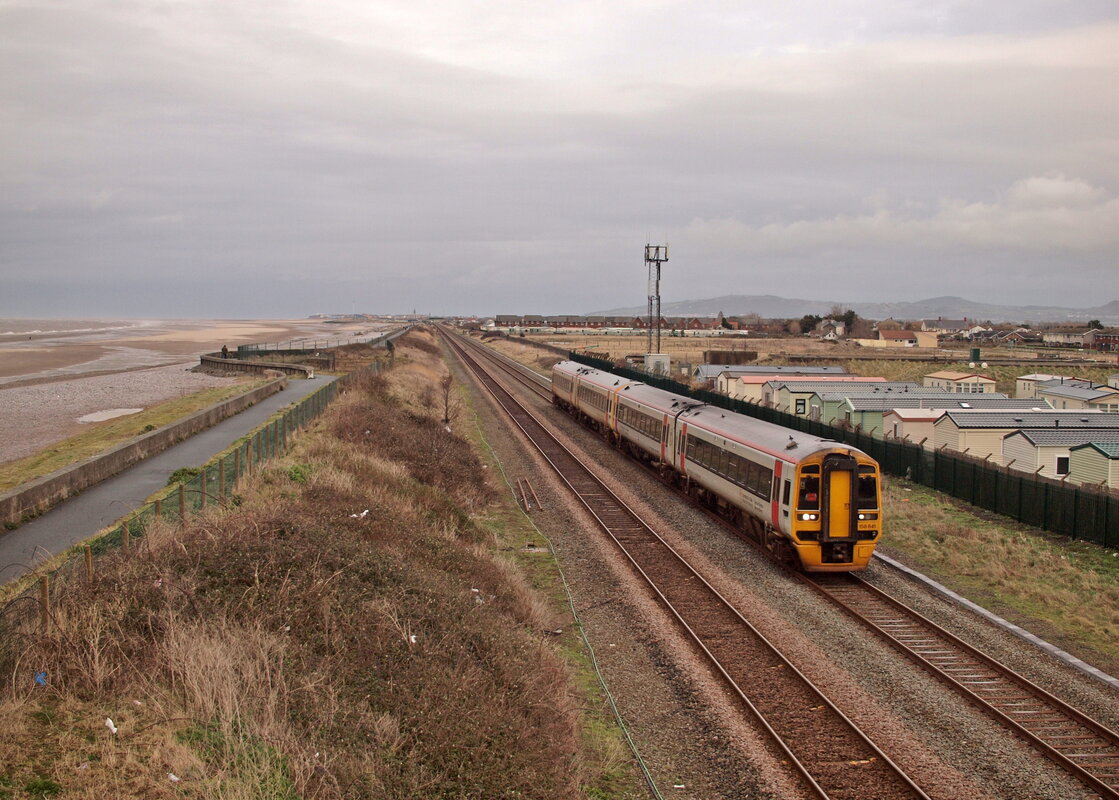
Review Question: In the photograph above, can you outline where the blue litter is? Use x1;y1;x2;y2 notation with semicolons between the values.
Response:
34;671;47;686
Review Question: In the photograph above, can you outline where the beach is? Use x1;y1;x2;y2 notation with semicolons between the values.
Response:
0;317;388;465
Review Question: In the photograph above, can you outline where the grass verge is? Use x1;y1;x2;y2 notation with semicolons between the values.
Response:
0;381;268;492
0;328;638;799
882;478;1119;673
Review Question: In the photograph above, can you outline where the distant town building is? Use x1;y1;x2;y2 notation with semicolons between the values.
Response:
922;371;997;394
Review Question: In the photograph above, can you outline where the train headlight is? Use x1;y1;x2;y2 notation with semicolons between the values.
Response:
799;513;818;521
857;513;878;520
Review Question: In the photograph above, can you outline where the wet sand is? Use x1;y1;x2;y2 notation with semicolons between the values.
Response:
0;318;383;386
0;317;391;466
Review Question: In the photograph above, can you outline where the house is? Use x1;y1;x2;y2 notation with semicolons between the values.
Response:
932;410;1119;465
860;329;939;348
816;319;846;340
1003;429;1119;479
1069;443;1119;489
1089;328;1119;352
1041;326;1099;348
883;408;945;445
763;379;906;416
711;365;846;395
729;374;871;405
1015;374;1082;399
921;318;971;335
1111;374;1119;390
810;388;955;426
821;394;1041;437
922;371;997;394
1037;383;1119;411
1002;330;1045;346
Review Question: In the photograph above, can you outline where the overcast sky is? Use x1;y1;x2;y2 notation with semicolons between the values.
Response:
2;1;1117;318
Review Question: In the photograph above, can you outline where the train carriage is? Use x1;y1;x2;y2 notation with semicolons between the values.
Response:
552;361;882;572
552;361;638;431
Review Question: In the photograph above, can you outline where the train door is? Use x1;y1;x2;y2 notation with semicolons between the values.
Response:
821;453;858;542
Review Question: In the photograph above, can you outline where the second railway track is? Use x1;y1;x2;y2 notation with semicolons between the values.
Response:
443;328;930;800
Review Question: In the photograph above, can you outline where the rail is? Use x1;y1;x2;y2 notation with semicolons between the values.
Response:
442;329;929;800
808;574;1119;799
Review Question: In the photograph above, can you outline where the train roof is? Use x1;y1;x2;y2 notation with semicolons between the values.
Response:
556;361;865;461
553;360;637;391
679;404;846;461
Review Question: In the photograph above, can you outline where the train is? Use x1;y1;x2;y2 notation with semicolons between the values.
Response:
551;360;882;571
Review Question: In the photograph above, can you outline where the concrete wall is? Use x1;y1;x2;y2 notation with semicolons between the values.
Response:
200;354;314;378
0;378;286;527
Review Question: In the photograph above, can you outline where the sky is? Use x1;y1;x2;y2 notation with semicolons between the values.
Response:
1;0;1117;318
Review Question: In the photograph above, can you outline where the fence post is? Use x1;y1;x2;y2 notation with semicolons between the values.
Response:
219;457;225;501
155;497;162;520
85;545;93;581
235;446;242;482
200;469;207;509
39;576;49;634
179;483;186;519
247;439;254;475
121;523;130;555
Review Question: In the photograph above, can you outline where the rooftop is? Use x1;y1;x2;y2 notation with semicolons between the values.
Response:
1008;429;1119;447
843;396;1045;412
768;379;909;393
1037;385;1119;401
696;364;846;379
941;410;1119;429
1070;442;1119;459
925;371;993;381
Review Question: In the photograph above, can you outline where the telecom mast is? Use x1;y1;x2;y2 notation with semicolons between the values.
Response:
645;242;669;357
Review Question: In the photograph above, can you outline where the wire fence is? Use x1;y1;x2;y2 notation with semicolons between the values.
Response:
572;352;1119;549
1;357;385;638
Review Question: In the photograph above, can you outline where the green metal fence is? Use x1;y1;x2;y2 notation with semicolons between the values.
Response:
2;357;389;635
571;352;1118;548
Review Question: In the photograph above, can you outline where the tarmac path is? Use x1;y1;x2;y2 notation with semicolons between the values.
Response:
0;375;337;583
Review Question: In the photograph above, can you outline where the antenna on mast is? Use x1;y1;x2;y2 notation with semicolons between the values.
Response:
644;241;669;362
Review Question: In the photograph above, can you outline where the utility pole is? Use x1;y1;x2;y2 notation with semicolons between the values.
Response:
645;243;668;356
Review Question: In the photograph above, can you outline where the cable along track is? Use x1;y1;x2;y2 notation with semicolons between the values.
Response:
445;331;929;800
810;574;1119;799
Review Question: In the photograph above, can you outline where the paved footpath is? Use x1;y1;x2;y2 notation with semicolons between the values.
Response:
0;375;337;583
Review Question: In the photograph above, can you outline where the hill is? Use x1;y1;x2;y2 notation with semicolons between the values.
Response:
589;295;1119;325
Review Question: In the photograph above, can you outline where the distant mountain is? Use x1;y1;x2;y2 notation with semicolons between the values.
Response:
588;295;1119;326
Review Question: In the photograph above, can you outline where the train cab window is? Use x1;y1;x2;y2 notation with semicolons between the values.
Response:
798;475;820;510
781;480;791;506
857;465;878;509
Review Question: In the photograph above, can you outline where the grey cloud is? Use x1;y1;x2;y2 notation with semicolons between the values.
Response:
2;2;1117;316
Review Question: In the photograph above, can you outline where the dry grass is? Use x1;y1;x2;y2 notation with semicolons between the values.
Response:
882;478;1119;670
0;327;604;799
0;381;267;492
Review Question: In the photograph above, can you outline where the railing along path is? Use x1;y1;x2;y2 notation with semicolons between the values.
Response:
443;329;929;800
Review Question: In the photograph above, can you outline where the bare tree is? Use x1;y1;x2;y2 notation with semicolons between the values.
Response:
440;374;459;425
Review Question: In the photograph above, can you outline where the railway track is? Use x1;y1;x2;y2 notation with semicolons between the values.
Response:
448;328;1119;799
443;329;930;800
809;574;1119;799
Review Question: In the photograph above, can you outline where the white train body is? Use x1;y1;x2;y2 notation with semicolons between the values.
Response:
552;361;882;571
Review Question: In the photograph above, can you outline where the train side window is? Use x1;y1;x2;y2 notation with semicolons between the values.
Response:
798;475;820;510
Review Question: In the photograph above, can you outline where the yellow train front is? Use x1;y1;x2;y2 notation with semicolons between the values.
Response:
551;361;883;571
781;448;882;571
